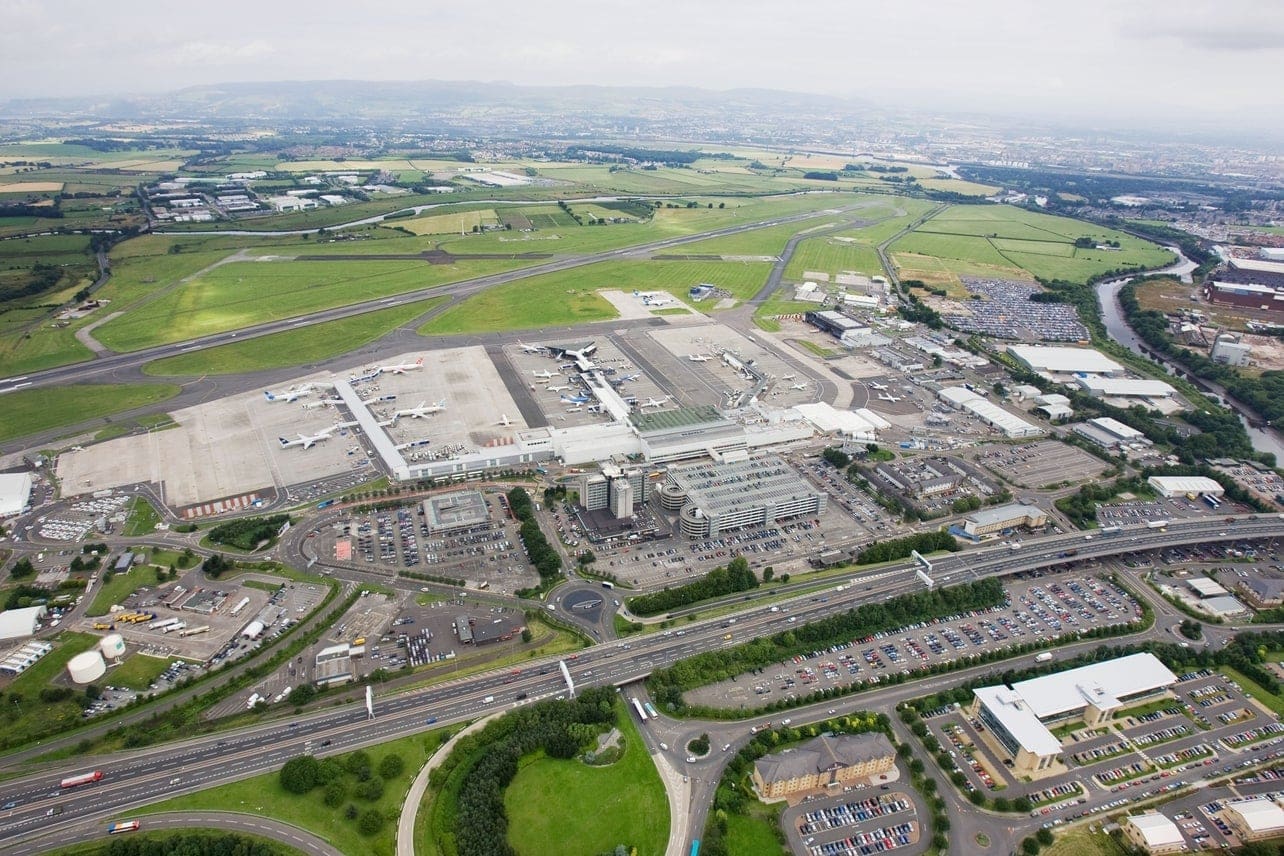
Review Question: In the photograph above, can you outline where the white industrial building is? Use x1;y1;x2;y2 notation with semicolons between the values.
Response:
793;403;888;439
937;387;1043;438
1186;577;1229;598
1071;417;1152;452
1074;376;1176;400
1226;799;1284;840
1006;345;1123;378
0;640;52;675
1124;813;1186;854
0;472;33;516
0;605;47;641
1211;335;1252;366
970;653;1177;774
1147;475;1225;498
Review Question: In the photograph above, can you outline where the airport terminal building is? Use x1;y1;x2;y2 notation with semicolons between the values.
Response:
969;653;1177;774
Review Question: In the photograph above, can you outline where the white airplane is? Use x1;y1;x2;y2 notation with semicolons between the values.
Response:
618;373;640;382
546;385;570;393
868;381;888;390
532;369;557;380
396;399;447;419
781;374;796;381
264;385;313;403
379;357;424;375
640;396;671;409
791;383;808;391
561;393;591;404
560;342;596;361
687;354;711;362
877;392;902;402
278;427;335;450
301;398;342;410
496;414;514;427
517;341;545;353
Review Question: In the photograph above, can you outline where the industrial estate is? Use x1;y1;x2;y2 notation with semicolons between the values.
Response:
0;73;1283;856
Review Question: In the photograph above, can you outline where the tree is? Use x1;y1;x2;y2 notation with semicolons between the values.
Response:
1022;837;1041;856
378;754;405;780
358;809;384;835
521;627;533;643
323;780;347;807
1036;828;1054;846
762;567;774;582
577;550;596;566
279;755;321;794
9;557;34;579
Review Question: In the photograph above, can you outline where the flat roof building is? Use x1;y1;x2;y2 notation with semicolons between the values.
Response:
969;653;1177;774
805;310;863;338
1075;376;1176;399
1225;799;1284;841
1124;813;1186;854
752;733;896;799
0;472;33;517
1186;577;1229;598
0;605;47;641
937;387;1043;438
1071;417;1152;451
422;489;490;534
0;640;52;676
666;454;826;538
1147;476;1224;498
962;503;1048;537
1007;345;1123;377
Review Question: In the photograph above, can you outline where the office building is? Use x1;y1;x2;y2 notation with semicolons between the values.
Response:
1124;813;1186;854
961;503;1048;538
1225;799;1284;841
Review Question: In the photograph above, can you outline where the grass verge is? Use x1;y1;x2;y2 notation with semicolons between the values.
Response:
121;497;162;536
86;563;157;616
0;383;179;444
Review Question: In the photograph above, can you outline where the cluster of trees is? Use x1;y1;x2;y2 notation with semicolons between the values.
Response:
897;293;942;329
507;487;561;579
90;831;292;855
9;557;35;579
854;531;958;565
207;514;291;551
1179;619;1204;640
803;171;838;181
0;203;62;219
626;556;758;616
0;262;67;303
5;583;50;609
428;688;618;856
700;715;893;856
648;578;1005;710
278;748;404;836
563;144;702;165
201;554;234;579
821;447;851;468
69;554;101;573
1054;476;1146;527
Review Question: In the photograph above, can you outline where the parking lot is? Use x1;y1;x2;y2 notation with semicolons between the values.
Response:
688;571;1144;710
970;441;1109;490
780;771;926;856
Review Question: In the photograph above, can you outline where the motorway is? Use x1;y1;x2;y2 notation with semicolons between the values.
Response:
2;514;1282;852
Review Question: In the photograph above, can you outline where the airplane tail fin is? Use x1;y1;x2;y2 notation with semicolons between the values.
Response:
416;357;424;366
264;391;275;401
278;436;290;445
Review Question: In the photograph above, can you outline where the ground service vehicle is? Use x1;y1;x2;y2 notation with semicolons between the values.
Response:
60;771;103;788
1036;652;1054;663
107;820;140;834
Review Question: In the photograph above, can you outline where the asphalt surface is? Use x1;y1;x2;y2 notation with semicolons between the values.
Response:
2;515;1281;853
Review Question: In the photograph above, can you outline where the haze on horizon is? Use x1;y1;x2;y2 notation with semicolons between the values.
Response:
5;0;1283;134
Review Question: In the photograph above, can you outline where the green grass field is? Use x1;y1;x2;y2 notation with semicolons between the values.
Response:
144;297;446;376
0;383;179;444
725;807;789;855
783;235;886;281
121;497;162;536
1043;829;1130;856
107;653;171;690
504;705;669;856
94;256;533;351
420;258;771;334
87;563;157;616
144;730;443;856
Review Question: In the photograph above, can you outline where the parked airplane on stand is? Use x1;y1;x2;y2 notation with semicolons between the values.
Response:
301;398;342;410
396;399;447;419
264;385;314;403
379;357;424;375
532;369;557;380
618;373;640;382
877;392;902;402
640;395;671;409
790;383;808;390
687;354;711;362
496;414;514;427
560;393;591;405
781;374;796;381
868;381;888;390
547;385;570;393
518;341;545;353
278;427;336;450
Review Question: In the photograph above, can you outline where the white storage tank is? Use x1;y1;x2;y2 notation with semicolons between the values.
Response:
99;633;126;661
67;650;107;684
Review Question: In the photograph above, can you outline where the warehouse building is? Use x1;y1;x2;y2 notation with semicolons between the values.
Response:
0;640;53;676
665;454;826;538
969;653;1177;774
1211;335;1252;366
0;605;47;642
937;387;1043;438
805;310;863;338
1074;376;1176;400
1070;416;1152;452
1123;813;1186;855
1206;281;1284;312
961;503;1048;538
752;733;896;799
0;472;33;517
1224;799;1284;841
1147;476;1224;499
1006;345;1123;378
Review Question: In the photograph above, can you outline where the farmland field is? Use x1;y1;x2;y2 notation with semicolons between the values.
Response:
783;235;886;281
94;256;536;351
0;181;64;193
891;252;1029;294
144;297;446;375
0;383;180;443
918;177;999;196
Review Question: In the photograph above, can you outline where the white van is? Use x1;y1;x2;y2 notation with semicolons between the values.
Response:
482;695;495;704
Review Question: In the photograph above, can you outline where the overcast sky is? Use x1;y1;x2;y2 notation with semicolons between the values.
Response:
6;0;1283;132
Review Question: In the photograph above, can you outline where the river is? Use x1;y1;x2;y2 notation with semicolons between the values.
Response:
1095;251;1284;462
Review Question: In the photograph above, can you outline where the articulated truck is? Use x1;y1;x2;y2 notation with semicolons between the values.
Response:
60;770;104;788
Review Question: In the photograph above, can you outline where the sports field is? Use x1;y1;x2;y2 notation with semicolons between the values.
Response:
94;256;535;351
0;383;179;443
504;705;668;856
144;297;446;376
